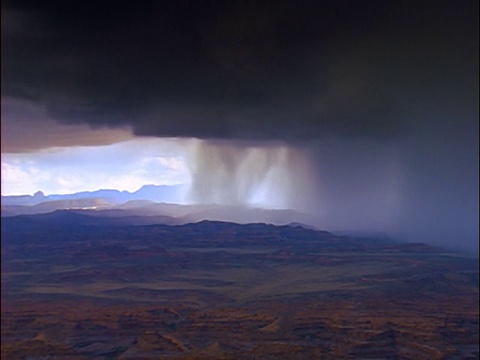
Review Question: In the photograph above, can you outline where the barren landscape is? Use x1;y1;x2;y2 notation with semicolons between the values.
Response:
2;210;478;359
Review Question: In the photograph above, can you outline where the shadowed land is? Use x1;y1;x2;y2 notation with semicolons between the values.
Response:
1;212;478;359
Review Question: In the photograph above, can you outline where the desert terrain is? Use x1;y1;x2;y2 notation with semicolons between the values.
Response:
1;211;478;359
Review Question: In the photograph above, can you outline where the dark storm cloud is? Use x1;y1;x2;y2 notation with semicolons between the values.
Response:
2;1;478;253
3;0;477;141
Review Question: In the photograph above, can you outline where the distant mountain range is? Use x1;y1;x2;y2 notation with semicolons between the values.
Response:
1;185;319;228
1;184;188;206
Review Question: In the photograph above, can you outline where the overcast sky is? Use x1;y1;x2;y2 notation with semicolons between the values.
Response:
1;0;478;251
